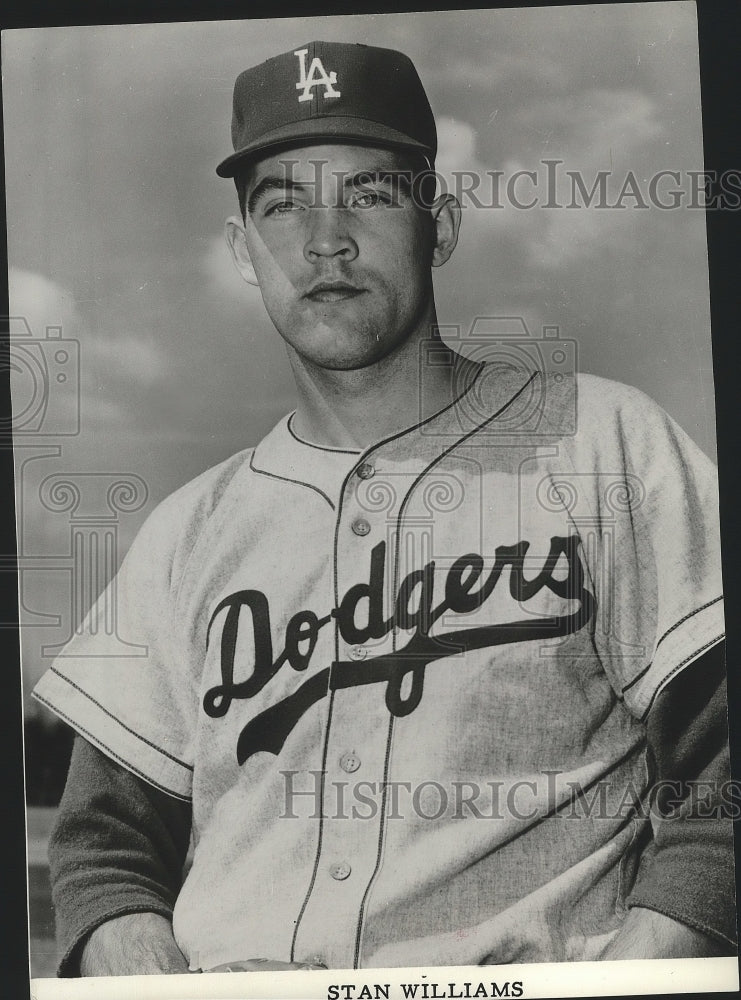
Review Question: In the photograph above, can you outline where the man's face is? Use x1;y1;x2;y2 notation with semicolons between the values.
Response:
228;143;446;371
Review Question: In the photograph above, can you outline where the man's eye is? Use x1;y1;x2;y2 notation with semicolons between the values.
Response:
350;190;387;209
265;200;301;216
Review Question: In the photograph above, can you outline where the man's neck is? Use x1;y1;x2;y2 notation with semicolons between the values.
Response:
286;328;477;450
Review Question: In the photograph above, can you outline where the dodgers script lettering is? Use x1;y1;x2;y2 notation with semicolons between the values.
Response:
204;536;595;763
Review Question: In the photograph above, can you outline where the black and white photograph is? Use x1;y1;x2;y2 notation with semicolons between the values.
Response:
3;2;739;997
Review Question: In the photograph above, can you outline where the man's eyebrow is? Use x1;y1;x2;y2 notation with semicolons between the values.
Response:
247;177;310;215
344;169;414;192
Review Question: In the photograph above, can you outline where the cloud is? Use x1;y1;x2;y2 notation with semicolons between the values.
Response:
436;116;482;177
8;267;78;334
429;48;570;94
436;89;667;270
85;332;168;388
512;89;666;268
9;267;169;388
511;88;665;162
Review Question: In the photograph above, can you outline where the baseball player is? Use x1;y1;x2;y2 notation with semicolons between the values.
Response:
33;41;735;976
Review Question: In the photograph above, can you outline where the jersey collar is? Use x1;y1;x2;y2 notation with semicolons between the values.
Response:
250;364;538;506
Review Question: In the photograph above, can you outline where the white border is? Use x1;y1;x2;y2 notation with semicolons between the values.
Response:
31;958;740;1000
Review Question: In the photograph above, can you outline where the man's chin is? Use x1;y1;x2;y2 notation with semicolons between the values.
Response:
291;331;393;373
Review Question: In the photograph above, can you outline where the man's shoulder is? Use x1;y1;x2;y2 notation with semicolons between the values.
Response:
157;446;255;520
473;364;665;441
573;371;661;413
538;371;714;477
542;368;671;437
130;446;256;564
570;372;704;453
473;365;705;472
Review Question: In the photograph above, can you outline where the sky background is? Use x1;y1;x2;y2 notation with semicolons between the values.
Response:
3;2;716;700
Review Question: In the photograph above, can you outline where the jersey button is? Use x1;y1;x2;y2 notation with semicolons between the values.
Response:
329;861;352;881
352;518;371;536
356;462;375;480
340;751;361;773
349;645;367;660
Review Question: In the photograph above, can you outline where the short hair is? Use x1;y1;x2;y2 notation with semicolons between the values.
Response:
234;147;437;221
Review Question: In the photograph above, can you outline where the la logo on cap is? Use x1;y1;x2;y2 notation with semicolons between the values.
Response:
294;48;341;103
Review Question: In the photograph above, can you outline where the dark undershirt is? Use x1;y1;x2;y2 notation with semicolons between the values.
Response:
47;641;737;976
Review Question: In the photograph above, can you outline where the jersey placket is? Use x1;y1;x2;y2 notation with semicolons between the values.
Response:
290;450;408;968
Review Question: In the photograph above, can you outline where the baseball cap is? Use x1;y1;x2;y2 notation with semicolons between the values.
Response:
216;41;437;178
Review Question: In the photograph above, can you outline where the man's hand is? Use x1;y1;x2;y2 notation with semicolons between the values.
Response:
603;906;728;960
207;959;328;972
79;913;190;976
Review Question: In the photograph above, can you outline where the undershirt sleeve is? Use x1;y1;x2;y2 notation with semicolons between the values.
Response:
626;640;737;950
48;734;192;977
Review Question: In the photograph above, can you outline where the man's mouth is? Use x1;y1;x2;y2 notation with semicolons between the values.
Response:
304;281;365;303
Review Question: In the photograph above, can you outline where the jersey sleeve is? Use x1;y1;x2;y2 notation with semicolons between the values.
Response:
31;494;199;800
576;379;725;720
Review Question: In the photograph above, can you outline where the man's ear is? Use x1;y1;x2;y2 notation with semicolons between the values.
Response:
430;194;462;268
225;216;259;287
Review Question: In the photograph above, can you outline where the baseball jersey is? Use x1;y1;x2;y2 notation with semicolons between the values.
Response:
33;365;725;970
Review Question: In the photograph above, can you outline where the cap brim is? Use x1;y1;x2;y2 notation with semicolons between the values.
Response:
216;115;434;178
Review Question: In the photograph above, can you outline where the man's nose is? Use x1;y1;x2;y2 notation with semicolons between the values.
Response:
303;208;359;263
